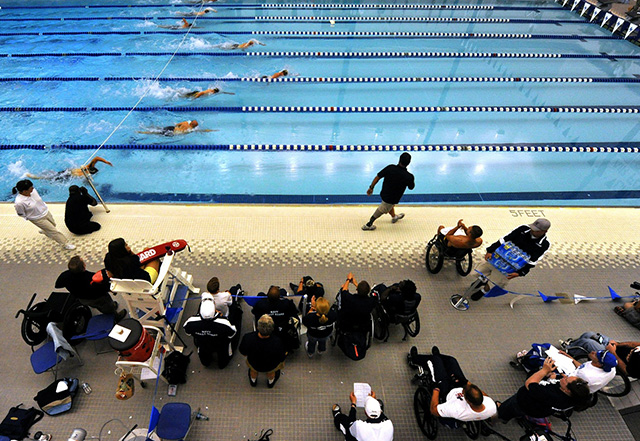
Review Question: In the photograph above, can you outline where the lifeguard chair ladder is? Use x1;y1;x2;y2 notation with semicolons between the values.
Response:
109;252;200;351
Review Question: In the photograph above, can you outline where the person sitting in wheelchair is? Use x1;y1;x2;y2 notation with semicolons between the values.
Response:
377;280;421;322
290;275;325;315
337;272;376;334
252;285;300;352
562;331;640;379
514;342;617;394
438;219;483;253
497;357;591;422
409;346;497;422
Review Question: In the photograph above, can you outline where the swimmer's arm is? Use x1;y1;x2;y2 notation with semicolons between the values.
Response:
25;173;43;180
89;157;112;167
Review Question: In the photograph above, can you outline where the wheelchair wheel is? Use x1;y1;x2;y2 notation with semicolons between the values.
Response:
462;421;481;440
373;308;389;342
62;303;91;342
405;314;420;338
426;241;444;274
414;386;438;440
455;252;473;276
599;369;632;397
21;302;49;346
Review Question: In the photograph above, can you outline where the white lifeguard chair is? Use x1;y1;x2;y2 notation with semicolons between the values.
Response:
109;250;200;351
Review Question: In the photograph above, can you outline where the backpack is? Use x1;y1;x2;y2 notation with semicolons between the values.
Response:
338;331;368;361
34;378;79;416
161;351;191;384
0;405;44;440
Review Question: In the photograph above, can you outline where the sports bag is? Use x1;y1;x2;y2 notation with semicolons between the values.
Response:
0;405;44;440
34;378;79;416
338;331;368;361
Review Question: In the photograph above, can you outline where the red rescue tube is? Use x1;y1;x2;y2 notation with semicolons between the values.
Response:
137;239;188;264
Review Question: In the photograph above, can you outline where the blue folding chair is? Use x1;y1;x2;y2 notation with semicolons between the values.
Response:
152;403;193;441
70;313;116;354
31;323;82;379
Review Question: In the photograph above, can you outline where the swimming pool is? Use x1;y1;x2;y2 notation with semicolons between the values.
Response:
1;0;640;205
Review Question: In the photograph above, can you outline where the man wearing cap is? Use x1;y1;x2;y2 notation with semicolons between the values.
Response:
468;218;551;301
362;152;415;231
332;390;393;441
564;332;640;378
183;293;237;369
568;350;617;393
408;346;497;421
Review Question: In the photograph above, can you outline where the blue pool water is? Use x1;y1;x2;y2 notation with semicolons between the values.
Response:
1;0;640;205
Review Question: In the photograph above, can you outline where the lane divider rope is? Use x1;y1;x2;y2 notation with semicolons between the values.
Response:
2;76;639;83
3;105;639;113
1;143;638;152
0;30;621;40
3;51;637;59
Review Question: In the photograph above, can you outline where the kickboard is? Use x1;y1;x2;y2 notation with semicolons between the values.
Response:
138;240;188;264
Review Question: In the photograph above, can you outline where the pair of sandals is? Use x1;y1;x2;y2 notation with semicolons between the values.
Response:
115;373;134;400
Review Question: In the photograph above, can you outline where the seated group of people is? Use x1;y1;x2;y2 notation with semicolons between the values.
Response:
403;330;640;432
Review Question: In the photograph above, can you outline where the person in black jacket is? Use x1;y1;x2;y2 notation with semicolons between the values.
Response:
183;293;237;369
468;218;551;301
252;285;300;351
55;256;126;321
239;314;287;388
302;297;337;357
104;238;161;283
337;272;376;333
65;185;101;235
362;152;415;231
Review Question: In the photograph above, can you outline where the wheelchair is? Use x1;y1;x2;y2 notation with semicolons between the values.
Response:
411;363;482;440
16;292;92;346
425;233;473;276
560;341;632;398
372;294;420;342
331;314;374;360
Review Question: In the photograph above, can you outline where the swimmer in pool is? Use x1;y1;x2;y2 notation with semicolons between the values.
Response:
138;120;215;136
180;87;235;99
27;157;113;181
158;18;193;30
182;7;216;16
261;69;288;79
228;39;265;50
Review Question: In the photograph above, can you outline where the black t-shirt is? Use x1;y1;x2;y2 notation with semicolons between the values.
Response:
302;309;337;339
338;289;376;332
65;193;94;228
183;314;236;352
239;331;287;372
252;298;298;329
55;269;110;300
515;381;576;418
378;164;415;205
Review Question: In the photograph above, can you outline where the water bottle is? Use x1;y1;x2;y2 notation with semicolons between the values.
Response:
195;412;209;421
68;428;87;441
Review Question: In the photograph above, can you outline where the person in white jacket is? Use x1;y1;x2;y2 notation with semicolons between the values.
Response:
332;390;393;441
13;179;74;250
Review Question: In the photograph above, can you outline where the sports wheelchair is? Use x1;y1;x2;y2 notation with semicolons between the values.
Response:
410;363;484;440
425;233;473;276
371;289;420;342
16;292;91;346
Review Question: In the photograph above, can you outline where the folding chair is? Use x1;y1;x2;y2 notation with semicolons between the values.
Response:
151;403;194;441
70;313;116;354
31;323;83;379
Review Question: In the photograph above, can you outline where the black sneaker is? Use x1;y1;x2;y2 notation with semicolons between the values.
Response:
431;346;440;356
408;346;419;369
267;370;281;388
248;369;257;387
332;404;341;418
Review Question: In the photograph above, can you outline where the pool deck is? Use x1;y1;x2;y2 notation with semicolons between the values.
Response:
1;202;639;441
